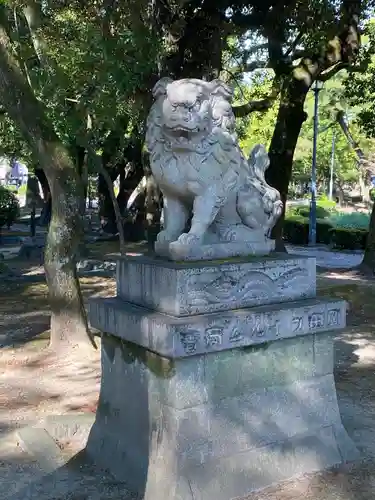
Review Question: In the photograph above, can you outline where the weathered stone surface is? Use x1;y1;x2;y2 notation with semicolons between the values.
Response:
155;239;275;261
86;333;360;500
87;244;356;499
116;253;316;315
16;427;66;473
205;334;322;400
89;295;346;358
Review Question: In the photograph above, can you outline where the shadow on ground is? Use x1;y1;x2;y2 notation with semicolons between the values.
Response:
2;450;137;500
0;274;116;348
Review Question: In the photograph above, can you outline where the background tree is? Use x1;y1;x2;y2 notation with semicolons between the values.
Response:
0;0;161;349
234;0;365;246
345;18;375;271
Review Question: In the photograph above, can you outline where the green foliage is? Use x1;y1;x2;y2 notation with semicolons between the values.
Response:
329;227;368;250
235;75;279;154
294;73;361;189
283;206;371;249
0;186;20;229
239;72;365;191
287;205;332;220
0;2;162;167
286;195;338;221
329;211;371;230
316;194;338;210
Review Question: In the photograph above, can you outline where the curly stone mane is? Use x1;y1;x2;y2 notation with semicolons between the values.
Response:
145;78;239;157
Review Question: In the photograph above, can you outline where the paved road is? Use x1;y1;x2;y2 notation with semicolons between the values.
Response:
286;245;363;269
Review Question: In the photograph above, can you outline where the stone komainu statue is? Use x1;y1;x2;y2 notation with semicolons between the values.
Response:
145;77;283;260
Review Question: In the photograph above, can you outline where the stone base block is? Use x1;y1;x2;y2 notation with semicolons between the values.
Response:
116;254;316;316
154;239;275;261
89;296;346;358
86;333;359;500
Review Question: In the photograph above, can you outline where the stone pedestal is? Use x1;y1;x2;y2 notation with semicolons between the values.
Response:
87;254;359;500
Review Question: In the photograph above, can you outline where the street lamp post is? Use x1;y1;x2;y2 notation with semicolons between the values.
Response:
309;80;324;246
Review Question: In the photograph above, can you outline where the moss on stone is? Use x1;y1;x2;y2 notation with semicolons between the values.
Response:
103;333;175;379
241;341;273;353
175;253;275;265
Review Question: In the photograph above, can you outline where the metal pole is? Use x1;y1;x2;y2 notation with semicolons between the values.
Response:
309;83;320;246
329;131;336;201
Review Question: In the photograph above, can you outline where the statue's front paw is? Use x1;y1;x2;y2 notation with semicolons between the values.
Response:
157;230;173;243
177;232;201;245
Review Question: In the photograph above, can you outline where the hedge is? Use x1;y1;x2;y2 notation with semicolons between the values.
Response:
283;216;369;250
283;215;333;245
288;205;332;220
329;227;368;250
0;186;20;231
329;211;370;230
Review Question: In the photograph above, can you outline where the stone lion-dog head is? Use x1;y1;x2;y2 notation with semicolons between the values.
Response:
146;77;237;153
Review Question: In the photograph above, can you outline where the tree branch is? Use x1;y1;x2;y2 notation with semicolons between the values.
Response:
232;98;274;117
22;0;47;65
242;59;270;72
241;43;268;60
285;32;303;57
232;88;280;117
319;62;347;81
232;77;281;117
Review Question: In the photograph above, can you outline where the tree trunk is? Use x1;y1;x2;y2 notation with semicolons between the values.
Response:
44;143;93;348
72;143;88;215
34;167;50;199
117;164;144;211
266;79;309;248
98;168;119;231
0;22;95;350
362;202;375;272
34;166;52;225
94;157;126;253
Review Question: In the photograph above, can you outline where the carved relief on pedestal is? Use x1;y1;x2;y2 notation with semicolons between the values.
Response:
178;264;308;314
180;329;200;355
292;316;303;333
327;308;341;327
204;327;224;348
308;312;325;330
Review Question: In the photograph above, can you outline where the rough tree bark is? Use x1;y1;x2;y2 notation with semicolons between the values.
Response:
0;22;95;350
266;78;309;249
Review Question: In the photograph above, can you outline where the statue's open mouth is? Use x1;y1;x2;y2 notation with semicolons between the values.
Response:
175;129;192;139
165;125;200;139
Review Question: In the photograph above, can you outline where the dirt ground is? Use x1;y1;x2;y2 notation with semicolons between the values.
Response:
2;251;375;498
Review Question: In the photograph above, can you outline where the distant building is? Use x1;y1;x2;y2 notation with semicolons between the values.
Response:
0;157;11;185
10;160;28;186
